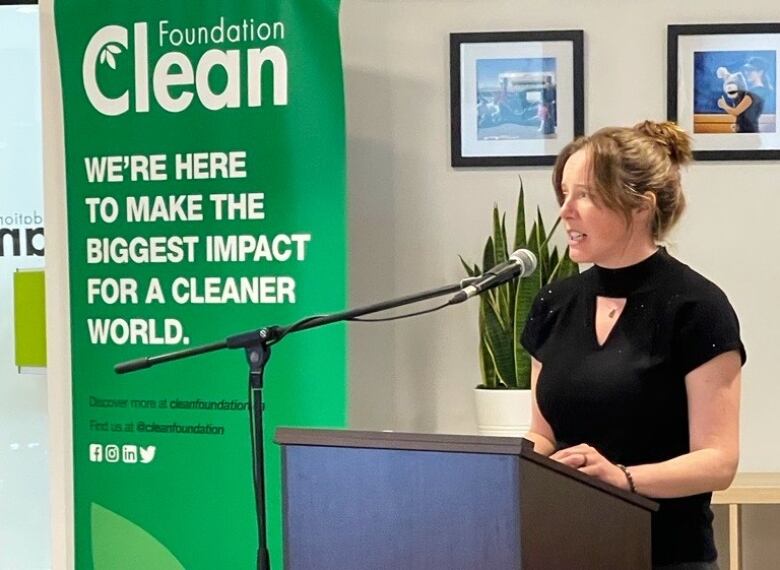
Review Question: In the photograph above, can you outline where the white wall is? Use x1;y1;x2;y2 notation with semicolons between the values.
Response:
341;1;780;567
0;6;50;569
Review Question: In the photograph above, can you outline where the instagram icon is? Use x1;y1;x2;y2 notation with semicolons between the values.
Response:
105;445;120;463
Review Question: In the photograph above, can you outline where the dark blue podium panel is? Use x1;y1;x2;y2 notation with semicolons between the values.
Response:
283;445;521;570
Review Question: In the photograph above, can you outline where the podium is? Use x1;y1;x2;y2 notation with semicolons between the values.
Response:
276;429;658;570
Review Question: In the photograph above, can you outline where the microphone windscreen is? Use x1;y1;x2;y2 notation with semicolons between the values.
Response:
509;249;537;276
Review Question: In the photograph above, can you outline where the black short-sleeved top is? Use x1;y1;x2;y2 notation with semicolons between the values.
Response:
521;248;746;566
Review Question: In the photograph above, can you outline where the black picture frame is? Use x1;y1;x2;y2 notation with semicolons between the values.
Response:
450;30;584;167
668;23;780;161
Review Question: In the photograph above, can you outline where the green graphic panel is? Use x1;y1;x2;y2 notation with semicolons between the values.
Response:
54;1;346;567
91;503;185;570
13;269;46;367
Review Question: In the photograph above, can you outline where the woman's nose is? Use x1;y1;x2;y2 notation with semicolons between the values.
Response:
560;197;574;218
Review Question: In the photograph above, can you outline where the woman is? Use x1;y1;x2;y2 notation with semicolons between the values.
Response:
521;121;745;570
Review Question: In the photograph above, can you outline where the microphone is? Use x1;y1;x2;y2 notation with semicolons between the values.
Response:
449;249;537;305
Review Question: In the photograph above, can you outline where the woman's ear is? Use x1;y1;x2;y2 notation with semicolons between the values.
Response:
633;192;656;228
641;191;657;212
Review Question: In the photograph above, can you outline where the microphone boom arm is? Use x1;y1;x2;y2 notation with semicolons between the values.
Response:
115;277;478;374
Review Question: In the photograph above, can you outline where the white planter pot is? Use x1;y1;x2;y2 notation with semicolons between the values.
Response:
473;388;532;437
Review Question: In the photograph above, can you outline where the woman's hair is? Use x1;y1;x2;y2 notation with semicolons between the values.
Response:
552;120;693;240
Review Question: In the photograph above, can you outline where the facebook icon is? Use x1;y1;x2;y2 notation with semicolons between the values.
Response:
89;444;103;462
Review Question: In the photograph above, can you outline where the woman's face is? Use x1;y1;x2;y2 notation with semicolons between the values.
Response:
559;148;650;267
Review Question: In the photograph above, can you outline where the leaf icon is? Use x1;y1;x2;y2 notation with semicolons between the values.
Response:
98;43;123;69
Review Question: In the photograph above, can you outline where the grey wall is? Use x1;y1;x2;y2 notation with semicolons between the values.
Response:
341;1;780;567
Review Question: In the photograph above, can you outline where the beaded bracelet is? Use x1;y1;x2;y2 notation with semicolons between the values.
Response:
616;463;636;493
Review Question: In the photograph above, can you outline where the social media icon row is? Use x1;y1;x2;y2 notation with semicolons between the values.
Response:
89;444;156;464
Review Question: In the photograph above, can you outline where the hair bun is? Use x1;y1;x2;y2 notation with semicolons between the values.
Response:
634;120;693;165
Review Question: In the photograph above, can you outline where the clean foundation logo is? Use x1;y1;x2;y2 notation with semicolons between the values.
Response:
82;19;289;116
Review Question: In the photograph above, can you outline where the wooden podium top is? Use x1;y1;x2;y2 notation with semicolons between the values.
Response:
276;428;657;512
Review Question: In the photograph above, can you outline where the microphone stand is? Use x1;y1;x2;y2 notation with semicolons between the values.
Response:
114;277;477;570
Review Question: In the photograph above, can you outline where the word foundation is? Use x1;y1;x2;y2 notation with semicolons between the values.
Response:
158;18;285;47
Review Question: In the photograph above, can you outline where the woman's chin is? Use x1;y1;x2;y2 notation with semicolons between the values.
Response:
568;247;589;265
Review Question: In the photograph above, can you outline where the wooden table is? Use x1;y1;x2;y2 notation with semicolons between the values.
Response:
712;473;780;570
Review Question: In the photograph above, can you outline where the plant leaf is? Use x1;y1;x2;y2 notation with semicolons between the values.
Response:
493;207;509;265
479;235;508;327
547;252;565;282
459;255;478;278
560;245;580;278
478;297;498;388
525;218;544;309
484;288;506;330
513;277;533;389
527;220;540;281
539;216;561;252
483;295;515;386
549;246;560;278
507;275;518;332
480;336;499;388
482;236;496;275
536;208;551;282
513;178;527;250
494;212;511;325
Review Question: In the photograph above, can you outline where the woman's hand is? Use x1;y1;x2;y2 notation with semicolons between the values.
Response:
550;444;629;491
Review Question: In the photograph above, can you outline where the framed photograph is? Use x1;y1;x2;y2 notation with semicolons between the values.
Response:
450;30;584;167
668;23;780;160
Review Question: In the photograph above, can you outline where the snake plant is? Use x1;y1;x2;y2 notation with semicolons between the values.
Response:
460;181;579;389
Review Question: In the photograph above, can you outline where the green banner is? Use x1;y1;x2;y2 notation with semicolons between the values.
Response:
54;1;346;567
